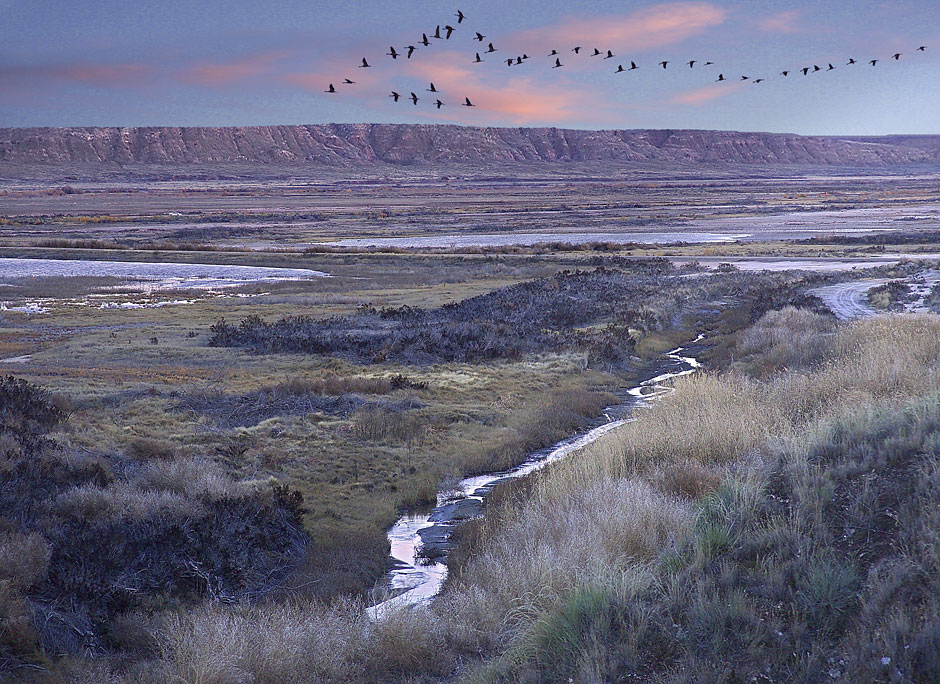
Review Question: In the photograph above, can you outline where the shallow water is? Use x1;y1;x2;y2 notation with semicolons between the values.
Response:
368;341;702;617
316;223;911;250
0;257;329;291
0;301;48;314
676;255;940;273
320;231;751;249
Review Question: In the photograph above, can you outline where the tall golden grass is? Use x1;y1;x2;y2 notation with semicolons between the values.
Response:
436;312;940;676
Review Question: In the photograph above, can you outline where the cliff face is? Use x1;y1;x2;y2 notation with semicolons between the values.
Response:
1;124;938;166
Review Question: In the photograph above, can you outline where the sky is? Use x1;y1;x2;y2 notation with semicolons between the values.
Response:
1;0;938;135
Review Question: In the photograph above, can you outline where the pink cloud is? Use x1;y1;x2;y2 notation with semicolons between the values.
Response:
60;64;152;85
273;3;726;125
398;51;615;125
758;10;805;34
511;2;727;55
283;56;384;93
177;50;291;86
0;62;153;90
670;81;745;106
280;46;618;126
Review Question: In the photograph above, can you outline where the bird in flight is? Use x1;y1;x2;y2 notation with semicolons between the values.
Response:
716;73;725;81
444;25;455;39
572;46;582;54
435;99;445;109
516;56;523;65
616;64;625;73
659;60;669;69
813;64;821;72
550;49;558;56
592;48;602;56
427;83;438;92
553;57;563;68
506;57;513;66
892;53;902;60
781;70;789;76
409;92;419;105
870;59;878;65
433;25;443;39
456;9;465;23
847;58;856;64
406;46;416;58
828;63;836;70
475;32;486;42
389;91;400;102
343;78;355;84
387;46;399;59
753;78;764;84
629;61;638;70
486;42;497;53
473;52;483;63
463;97;475;107
688;60;696;68
918;46;927;51
740;75;749;80
360;58;371;68
704;61;714;66
325;83;335;93
801;67;810;75
420;33;430;47
604;50;614;59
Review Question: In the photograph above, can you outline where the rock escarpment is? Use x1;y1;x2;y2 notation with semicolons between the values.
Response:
2;124;939;167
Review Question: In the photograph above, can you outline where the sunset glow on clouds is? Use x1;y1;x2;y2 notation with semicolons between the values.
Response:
0;63;153;90
670;81;745;106
1;0;936;133
160;1;727;126
758;10;806;34
512;2;727;54
178;51;292;86
0;0;727;114
398;51;615;124
278;43;619;126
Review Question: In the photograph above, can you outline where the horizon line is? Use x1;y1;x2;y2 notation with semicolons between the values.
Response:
2;122;940;138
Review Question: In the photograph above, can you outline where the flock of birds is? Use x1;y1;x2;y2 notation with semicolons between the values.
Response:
322;8;928;110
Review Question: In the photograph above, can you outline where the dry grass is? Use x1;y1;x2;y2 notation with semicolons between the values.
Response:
52;457;250;523
551;314;940;492
0;532;50;589
55;482;206;522
462;388;614;474
432;312;940;681
275;374;425;396
736;305;837;374
443;479;694;632
0;582;40;663
125;437;177;461
133;457;243;501
351;407;431;445
156;599;449;684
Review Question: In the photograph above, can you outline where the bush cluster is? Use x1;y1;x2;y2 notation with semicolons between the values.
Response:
209;265;830;366
0;377;310;674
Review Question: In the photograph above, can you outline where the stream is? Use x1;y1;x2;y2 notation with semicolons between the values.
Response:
368;338;703;616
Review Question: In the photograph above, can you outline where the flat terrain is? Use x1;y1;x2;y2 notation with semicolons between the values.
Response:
2;170;939;252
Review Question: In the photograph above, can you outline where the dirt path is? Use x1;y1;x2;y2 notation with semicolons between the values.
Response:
811;280;888;319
